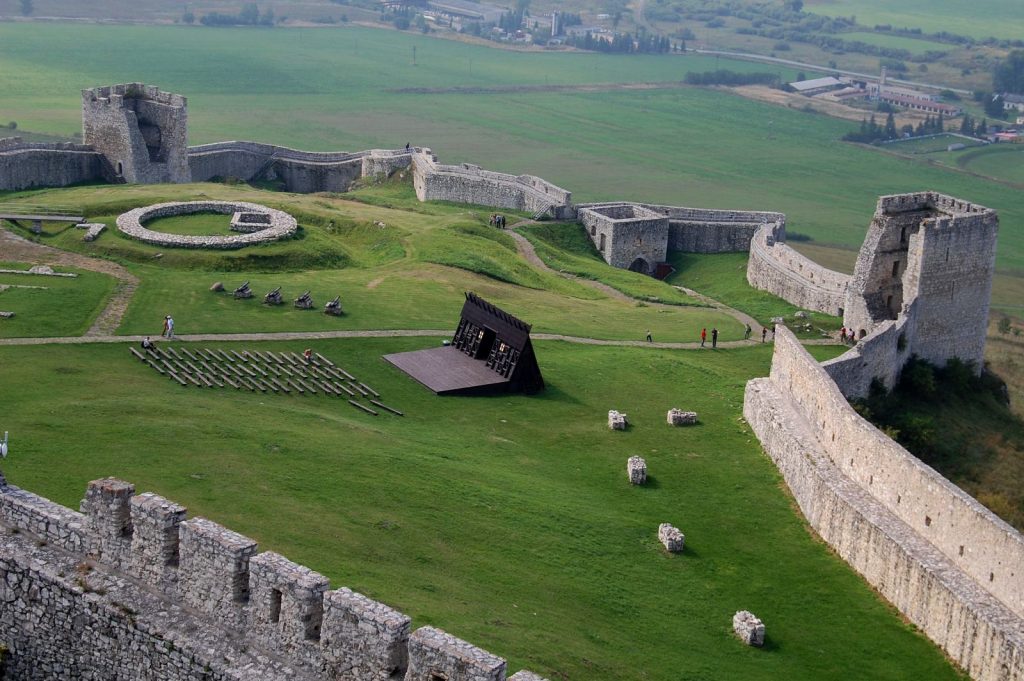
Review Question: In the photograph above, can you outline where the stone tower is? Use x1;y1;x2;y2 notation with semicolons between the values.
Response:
844;192;999;371
82;83;190;184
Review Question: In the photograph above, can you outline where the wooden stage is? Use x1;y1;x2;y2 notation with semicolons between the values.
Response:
383;346;511;396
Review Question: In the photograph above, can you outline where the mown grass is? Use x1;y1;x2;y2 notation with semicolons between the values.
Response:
0;337;963;681
145;212;235;236
957;146;1024;185
0;262;114;337
667;252;842;332
517;223;705;306
810;0;1021;39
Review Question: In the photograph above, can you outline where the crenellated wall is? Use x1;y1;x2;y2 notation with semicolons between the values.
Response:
746;220;851;315
411;148;574;219
0;477;550;681
744;327;1024;681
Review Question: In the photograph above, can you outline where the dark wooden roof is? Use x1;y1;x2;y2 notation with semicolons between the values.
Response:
459;292;532;352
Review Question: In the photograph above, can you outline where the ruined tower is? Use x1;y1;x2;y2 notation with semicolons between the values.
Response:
82;83;189;184
843;192;999;371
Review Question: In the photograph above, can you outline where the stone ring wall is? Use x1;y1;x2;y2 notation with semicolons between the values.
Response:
116;201;297;249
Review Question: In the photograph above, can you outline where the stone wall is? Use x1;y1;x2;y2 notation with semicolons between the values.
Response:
746;221;850;315
82;83;190;184
743;327;1024;681
187;142;412;193
578;203;669;274
0;477;549;681
651;205;784;253
411;148;573;218
0;142;105;191
116;201;298;249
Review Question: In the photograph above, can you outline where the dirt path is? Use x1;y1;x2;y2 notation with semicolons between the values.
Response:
0;226;139;336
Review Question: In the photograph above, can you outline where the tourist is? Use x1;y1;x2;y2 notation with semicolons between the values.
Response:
303;348;313;364
744;323;751;340
761;327;767;343
711;327;718;348
141;336;155;350
405;142;410;151
840;326;847;343
646;330;652;342
165;315;175;340
161;315;169;338
701;327;707;347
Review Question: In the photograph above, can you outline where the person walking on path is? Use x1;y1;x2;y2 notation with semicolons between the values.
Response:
646;330;652;342
711;327;718;349
161;316;169;338
840;326;847;343
744;323;751;340
761;327;767;343
700;327;707;347
164;315;175;340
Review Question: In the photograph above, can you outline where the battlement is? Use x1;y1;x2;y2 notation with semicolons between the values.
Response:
82;82;187;108
877;191;993;217
0;477;550;681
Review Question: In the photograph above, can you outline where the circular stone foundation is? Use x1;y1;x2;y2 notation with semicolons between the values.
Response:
116;201;298;249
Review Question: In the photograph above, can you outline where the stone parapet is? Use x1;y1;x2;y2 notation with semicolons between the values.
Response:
117;201;297;249
405;626;506;681
321;587;412;680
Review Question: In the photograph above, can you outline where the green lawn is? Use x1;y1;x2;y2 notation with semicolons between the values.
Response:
145;212;235;236
667;252;842;332
0;338;963;681
885;134;985;155
957;145;1024;185
0;261;115;337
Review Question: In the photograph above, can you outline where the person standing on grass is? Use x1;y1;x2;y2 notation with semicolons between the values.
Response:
711;327;718;349
840;326;847;343
701;327;707;347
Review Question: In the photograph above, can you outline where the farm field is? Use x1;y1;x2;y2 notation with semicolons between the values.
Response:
883;133;986;155
957;145;1024;185
1;23;1023;281
808;0;1021;40
0;336;968;681
839;31;951;55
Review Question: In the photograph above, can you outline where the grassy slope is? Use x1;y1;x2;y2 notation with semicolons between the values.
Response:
0;262;115;337
0;338;963;681
0;23;1022;280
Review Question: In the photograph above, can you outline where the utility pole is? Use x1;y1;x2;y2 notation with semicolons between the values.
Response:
412;45;417;66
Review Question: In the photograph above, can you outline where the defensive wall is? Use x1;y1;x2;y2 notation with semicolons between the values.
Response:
744;327;1024;681
745;219;851;316
0;138;106;191
0;474;549;681
411;148;574;219
188;142;414;194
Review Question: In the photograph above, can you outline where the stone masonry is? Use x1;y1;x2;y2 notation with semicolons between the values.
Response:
117;201;297;249
627;456;647;485
658;523;685;552
82;83;190;184
732;611;765;647
667;408;697;426
0;476;551;681
578;203;669;275
744;326;1024;680
608;410;628;430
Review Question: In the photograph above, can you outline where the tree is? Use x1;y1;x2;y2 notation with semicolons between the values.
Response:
984;93;1006;118
260;8;274;25
884;111;897;139
993;49;1024;94
182;11;195;23
20;0;33;16
977;118;988;136
239;3;260;24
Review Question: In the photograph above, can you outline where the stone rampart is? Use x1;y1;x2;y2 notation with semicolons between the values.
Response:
412;148;573;218
652;205;784;253
0;477;548;681
187;142;412;193
743;327;1024;680
0;143;105;191
578;203;668;274
746;221;850;315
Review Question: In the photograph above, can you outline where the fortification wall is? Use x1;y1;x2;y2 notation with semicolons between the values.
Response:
578;203;669;274
0;477;548;681
187;142;412;193
746;222;850;315
411;149;573;218
820;316;911;396
0;145;105;191
743;327;1024;681
650;205;784;254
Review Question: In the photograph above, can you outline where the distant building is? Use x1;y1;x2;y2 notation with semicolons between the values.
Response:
824;86;868;102
788;76;844;96
877;91;961;116
551;11;561;36
1003;94;1024;113
426;0;504;24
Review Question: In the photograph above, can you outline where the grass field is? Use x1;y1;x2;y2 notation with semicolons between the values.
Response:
809;0;1021;40
0;337;967;681
145;212;236;236
1;23;1023;282
957;145;1024;185
884;134;985;155
0;262;115;337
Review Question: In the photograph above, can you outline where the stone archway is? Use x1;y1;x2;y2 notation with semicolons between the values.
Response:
628;257;651;275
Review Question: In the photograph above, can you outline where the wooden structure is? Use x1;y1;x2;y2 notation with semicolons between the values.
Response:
0;204;84;234
384;292;544;396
